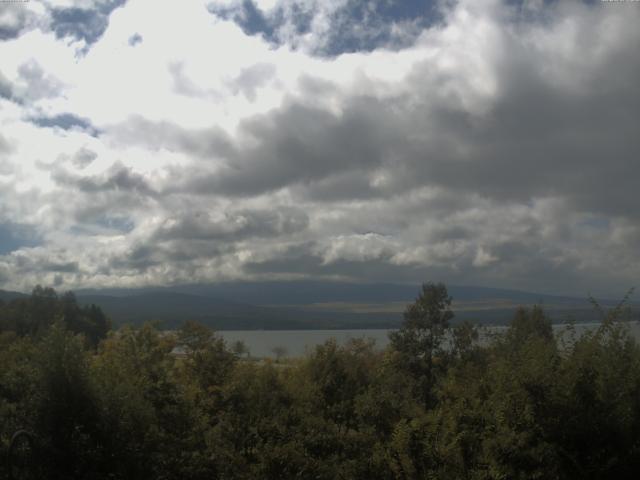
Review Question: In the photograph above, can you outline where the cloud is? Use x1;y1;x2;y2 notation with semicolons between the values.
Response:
104;115;233;158
0;222;40;255
31;112;100;136
227;62;276;101
70;147;98;169
0;70;13;99
0;3;37;40
178;98;404;197
42;259;80;273
209;0;442;55
51;161;157;197
0;133;12;155
127;32;142;46
50;0;128;47
152;207;309;242
14;60;65;102
0;0;638;296
473;247;499;268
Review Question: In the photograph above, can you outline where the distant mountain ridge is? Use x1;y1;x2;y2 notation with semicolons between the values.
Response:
75;282;635;329
3;282;635;330
0;289;27;302
76;282;616;306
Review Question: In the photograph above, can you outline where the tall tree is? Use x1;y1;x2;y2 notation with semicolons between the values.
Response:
389;282;453;406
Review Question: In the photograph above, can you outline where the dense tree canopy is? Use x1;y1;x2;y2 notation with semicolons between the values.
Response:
1;284;639;479
0;287;110;347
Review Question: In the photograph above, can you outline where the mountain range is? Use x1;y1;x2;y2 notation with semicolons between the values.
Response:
3;282;636;330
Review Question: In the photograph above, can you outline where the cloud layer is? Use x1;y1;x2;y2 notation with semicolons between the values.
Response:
0;0;638;296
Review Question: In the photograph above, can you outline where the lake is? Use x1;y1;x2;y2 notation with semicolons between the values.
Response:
219;321;640;358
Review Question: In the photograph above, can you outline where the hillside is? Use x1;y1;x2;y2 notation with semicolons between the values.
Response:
0;289;27;302
75;282;634;329
3;282;634;330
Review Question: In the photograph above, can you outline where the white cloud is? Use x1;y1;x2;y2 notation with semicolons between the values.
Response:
0;0;638;295
473;247;498;268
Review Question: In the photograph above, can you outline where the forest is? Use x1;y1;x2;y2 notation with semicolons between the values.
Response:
1;283;639;479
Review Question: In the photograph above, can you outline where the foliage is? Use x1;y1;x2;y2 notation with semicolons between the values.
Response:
389;282;454;406
1;283;640;479
0;286;110;347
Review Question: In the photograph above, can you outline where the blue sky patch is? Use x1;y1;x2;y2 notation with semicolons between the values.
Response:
209;0;442;56
96;215;135;233
128;32;143;46
50;0;128;47
0;223;40;255
70;215;135;235
31;113;100;137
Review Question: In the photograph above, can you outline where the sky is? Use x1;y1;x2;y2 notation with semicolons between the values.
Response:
0;0;638;296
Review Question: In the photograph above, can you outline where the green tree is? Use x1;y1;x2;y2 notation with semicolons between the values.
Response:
60;291;111;347
232;339;250;358
177;321;236;392
0;287;110;347
451;320;479;361
33;321;101;479
92;322;209;479
389;282;453;406
209;362;300;479
504;305;553;347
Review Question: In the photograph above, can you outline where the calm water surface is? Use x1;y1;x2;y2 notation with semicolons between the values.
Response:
219;322;640;358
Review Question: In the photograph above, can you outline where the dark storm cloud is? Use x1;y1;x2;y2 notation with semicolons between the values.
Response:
67;191;149;229
203;0;639;294
428;226;473;243
292;171;382;202
181;98;403;197
244;242;325;276
52;163;156;197
44;161;158;232
152;207;308;242
169;20;637;212
108;240;232;273
2;0;638;295
42;260;79;273
471;238;592;294
243;241;440;284
50;0;128;47
239;227;591;291
78;167;153;195
31;113;99;136
199;3;639;214
68;199;143;232
399;28;640;218
108;244;158;271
